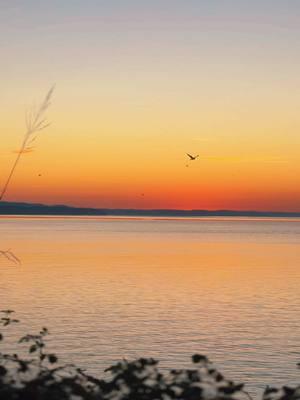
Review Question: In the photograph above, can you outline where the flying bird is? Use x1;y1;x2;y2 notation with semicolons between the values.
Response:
186;153;199;160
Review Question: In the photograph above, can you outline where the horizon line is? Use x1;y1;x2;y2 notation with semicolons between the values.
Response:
1;200;300;216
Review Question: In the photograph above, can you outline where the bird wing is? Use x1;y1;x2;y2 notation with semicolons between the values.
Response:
187;153;193;159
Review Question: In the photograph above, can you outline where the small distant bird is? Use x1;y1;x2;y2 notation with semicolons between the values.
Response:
186;153;199;161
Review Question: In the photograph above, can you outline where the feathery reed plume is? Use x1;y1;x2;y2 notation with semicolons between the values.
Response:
0;249;21;265
0;86;55;201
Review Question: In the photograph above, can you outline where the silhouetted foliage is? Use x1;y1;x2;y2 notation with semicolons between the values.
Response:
1;311;299;399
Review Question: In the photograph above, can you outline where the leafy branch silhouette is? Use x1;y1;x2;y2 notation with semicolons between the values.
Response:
1;312;299;400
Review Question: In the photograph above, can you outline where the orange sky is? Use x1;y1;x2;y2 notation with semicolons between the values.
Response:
1;2;300;211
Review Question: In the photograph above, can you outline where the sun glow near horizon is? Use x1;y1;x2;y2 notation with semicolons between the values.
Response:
1;1;300;211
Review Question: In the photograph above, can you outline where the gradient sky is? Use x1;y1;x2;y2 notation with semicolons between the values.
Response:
1;1;300;210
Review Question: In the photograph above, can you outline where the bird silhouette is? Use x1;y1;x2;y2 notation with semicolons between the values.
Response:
186;153;199;160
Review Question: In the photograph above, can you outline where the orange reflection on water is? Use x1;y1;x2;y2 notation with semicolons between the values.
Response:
1;216;300;391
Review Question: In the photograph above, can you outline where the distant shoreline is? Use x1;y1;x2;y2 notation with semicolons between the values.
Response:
1;201;300;218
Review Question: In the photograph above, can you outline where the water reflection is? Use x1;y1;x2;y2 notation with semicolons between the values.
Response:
0;217;300;394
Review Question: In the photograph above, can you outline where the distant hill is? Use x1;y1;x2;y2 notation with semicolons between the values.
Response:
0;201;300;217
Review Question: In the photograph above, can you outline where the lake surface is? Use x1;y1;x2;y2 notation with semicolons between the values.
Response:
1;216;300;395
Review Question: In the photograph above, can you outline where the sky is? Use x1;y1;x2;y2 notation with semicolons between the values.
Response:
1;0;300;211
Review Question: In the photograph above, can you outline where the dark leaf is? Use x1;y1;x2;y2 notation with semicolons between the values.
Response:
48;354;58;364
29;344;37;353
192;354;208;363
0;365;7;376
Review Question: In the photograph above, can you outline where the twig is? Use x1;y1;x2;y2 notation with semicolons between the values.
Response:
0;249;21;265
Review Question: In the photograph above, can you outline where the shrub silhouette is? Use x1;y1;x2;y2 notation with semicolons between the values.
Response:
1;311;299;399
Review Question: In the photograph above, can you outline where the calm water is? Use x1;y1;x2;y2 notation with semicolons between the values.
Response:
1;216;300;395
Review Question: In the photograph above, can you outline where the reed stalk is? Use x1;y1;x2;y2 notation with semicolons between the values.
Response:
0;86;55;201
